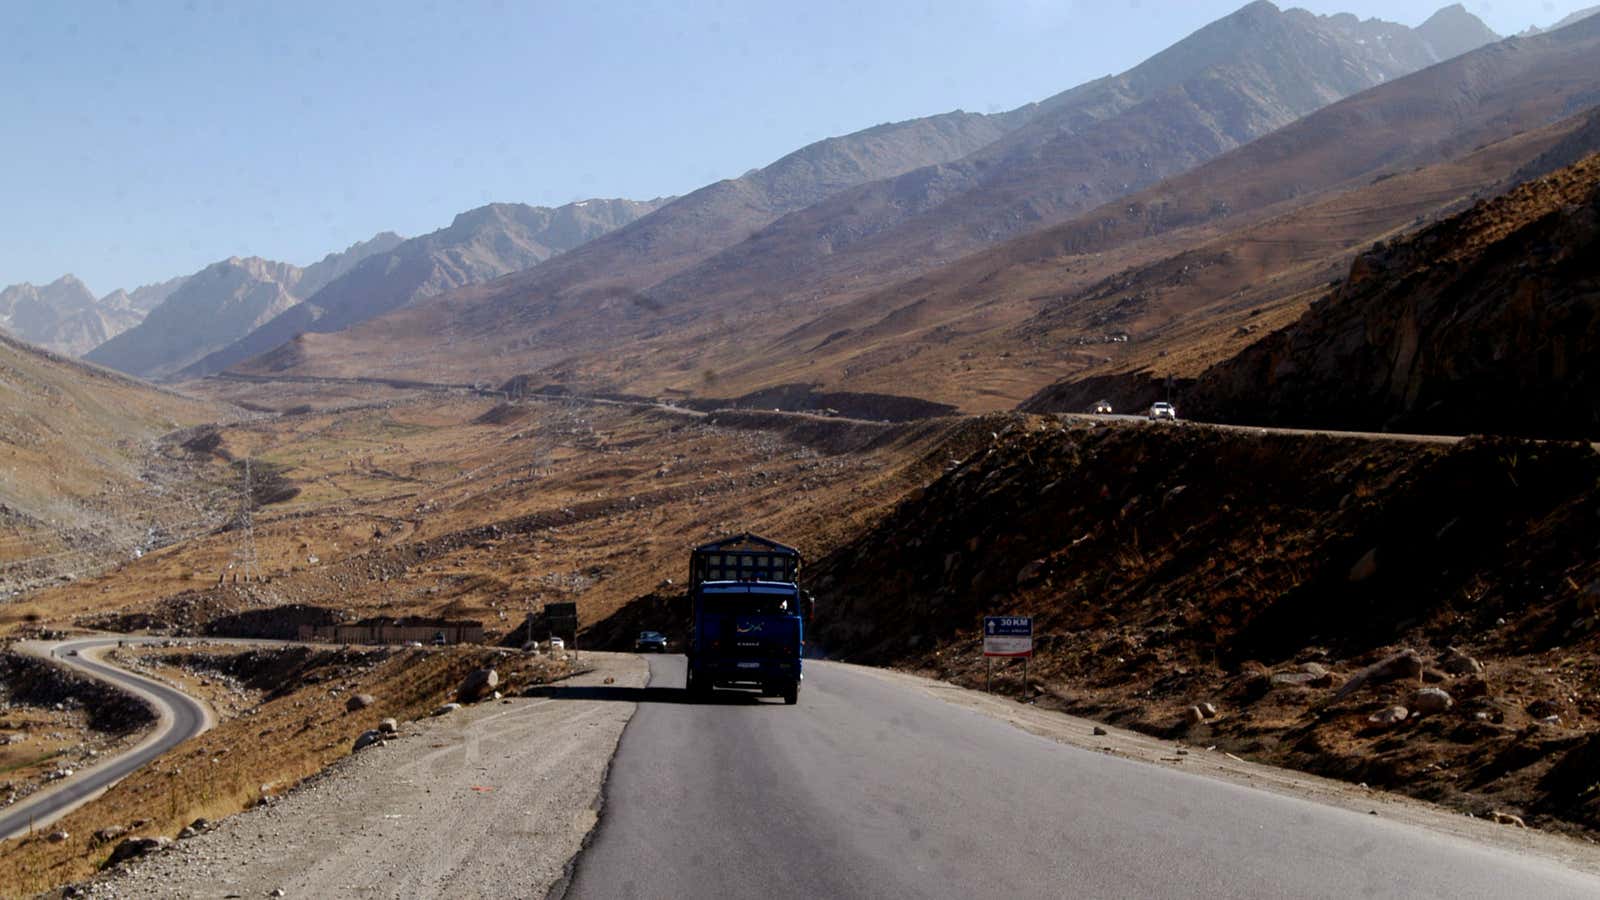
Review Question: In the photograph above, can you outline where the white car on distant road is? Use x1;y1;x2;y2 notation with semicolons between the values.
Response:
1149;402;1178;421
547;637;565;651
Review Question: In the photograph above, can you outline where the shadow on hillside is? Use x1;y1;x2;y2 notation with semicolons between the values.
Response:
524;684;774;705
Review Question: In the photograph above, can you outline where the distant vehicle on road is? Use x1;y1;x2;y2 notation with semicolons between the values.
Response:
1092;400;1113;414
685;533;809;704
547;636;565;651
1149;402;1178;421
635;631;668;653
431;631;448;646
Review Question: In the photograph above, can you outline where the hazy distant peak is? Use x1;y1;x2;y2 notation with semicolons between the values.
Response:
1522;5;1600;35
1416;3;1500;61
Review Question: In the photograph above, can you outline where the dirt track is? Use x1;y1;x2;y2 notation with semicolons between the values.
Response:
82;653;645;899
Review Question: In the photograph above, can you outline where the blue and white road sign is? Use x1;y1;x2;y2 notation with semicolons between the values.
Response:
983;616;1033;658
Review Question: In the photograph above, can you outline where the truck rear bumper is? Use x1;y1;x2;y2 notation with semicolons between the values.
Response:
693;658;800;684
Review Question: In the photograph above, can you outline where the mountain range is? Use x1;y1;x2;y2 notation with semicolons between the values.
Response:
85;232;404;379
172;197;668;380
234;2;1528;402
14;0;1599;442
0;276;139;357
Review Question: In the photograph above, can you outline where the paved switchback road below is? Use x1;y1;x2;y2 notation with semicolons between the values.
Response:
0;637;213;841
562;656;1600;900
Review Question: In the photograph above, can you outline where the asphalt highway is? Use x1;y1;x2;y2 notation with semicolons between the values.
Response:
563;655;1600;900
0;637;212;841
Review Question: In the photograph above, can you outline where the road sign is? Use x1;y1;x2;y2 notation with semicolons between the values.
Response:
983;616;1033;658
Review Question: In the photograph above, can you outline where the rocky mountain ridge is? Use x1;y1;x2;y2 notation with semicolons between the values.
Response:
176;197;669;379
86;232;404;379
0;275;140;357
239;3;1512;401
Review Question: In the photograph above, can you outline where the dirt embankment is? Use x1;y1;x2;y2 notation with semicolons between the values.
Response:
0;652;156;736
810;419;1600;836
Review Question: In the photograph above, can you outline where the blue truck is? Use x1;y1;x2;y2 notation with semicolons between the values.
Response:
684;534;808;704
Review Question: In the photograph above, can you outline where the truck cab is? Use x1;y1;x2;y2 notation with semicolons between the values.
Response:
685;534;808;704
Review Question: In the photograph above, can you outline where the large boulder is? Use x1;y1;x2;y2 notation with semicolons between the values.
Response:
1333;649;1424;701
457;668;499;703
346;693;376;712
352;729;384;752
108;836;170;865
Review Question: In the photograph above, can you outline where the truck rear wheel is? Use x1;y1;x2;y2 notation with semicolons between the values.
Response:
783;680;799;705
687;668;711;699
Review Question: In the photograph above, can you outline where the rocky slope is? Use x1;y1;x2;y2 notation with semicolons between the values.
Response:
0;331;222;594
1183;152;1600;439
0;276;140;357
223;109;1036;382
809;416;1600;836
86;233;404;380
179;198;667;379
949;17;1600;414
244;4;1522;406
644;2;1498;317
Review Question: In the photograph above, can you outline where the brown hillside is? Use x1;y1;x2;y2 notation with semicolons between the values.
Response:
232;3;1494;392
810;418;1600;836
249;16;1599;422
0;333;224;593
1182;152;1600;439
230;110;1024;384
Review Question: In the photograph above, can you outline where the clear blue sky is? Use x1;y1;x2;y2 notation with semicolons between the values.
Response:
1;0;1589;294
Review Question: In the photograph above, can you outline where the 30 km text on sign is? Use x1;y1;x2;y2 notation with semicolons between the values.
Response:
983;616;1033;658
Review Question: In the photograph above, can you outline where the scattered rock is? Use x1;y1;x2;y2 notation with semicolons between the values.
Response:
1490;811;1527;828
345;693;376;712
432;702;462;717
93;825;127;843
457;668;499;703
1455;675;1490;699
603;676;616;685
108;836;170;865
1184;706;1206;726
1198;702;1218;719
1348;547;1379;582
352;730;384;752
1440;647;1483;675
1092;725;1108;736
1410;687;1454;715
378;717;398;734
1332;649;1424;701
1016;559;1046;584
1368;706;1409;727
1271;672;1319;687
47;830;69;843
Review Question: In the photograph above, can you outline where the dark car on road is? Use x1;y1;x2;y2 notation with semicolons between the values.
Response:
635;631;669;653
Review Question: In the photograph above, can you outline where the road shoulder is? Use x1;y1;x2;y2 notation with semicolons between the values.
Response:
83;651;648;899
842;661;1600;877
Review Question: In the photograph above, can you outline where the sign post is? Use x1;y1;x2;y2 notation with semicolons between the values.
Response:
983;616;1033;693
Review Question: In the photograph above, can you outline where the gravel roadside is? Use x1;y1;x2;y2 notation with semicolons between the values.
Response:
70;652;647;900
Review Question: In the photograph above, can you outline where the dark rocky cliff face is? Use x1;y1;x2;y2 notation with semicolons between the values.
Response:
1185;153;1600;440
